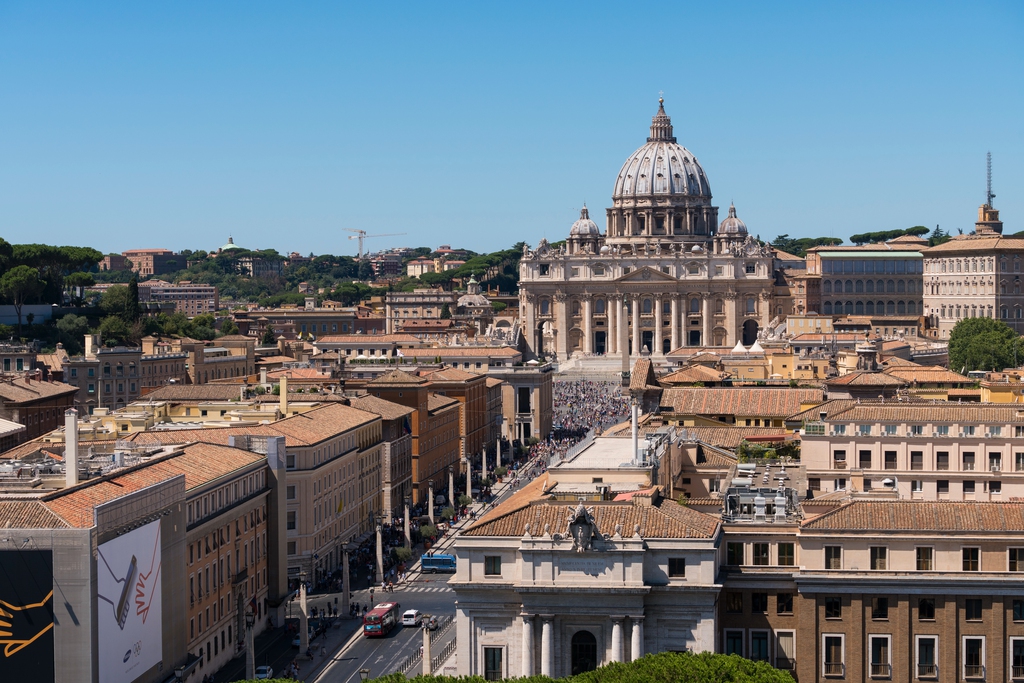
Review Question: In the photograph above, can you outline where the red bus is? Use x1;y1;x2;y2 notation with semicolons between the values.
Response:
363;602;401;637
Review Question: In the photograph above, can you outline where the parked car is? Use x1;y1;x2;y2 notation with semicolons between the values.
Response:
255;665;274;679
402;609;422;626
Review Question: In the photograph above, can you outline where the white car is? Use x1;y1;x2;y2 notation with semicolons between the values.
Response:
402;609;422;626
255;665;274;679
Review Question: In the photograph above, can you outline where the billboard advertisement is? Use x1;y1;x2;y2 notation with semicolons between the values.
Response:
97;519;163;683
0;549;54;682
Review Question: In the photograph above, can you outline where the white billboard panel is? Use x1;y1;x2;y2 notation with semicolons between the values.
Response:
97;519;163;683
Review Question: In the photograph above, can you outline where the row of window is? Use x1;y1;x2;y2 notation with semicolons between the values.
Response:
926;256;1021;273
823;279;918;294
186;474;265;526
833;448;1024;471
822;259;923;275
811;477;1001;496
821;545;1024;572
831;425;1024;437
822;300;918;315
726;542;796;567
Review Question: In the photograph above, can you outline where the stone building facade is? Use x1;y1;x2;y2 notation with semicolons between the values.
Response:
518;100;775;361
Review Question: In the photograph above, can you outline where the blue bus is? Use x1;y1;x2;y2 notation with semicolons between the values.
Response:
420;553;457;574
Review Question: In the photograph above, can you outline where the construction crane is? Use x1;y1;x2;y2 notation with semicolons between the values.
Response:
344;229;407;259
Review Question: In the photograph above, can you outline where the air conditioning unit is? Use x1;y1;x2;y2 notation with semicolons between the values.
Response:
991;465;1001;472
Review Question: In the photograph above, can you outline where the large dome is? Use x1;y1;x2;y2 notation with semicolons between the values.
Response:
612;99;711;200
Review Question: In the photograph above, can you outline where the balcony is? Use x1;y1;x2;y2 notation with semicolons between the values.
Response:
870;663;891;678
824;662;845;677
1011;666;1024;680
834;461;847;469
233;567;248;585
917;664;937;679
964;665;985;680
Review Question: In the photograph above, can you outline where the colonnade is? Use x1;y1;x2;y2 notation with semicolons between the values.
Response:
538;290;768;358
521;613;644;677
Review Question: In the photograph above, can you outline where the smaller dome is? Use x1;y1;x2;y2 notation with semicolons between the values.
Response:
569;206;601;237
220;235;243;251
600;245;611;254
690;244;703;252
719;203;747;235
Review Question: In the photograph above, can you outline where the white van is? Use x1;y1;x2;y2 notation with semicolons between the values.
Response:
402;609;422;626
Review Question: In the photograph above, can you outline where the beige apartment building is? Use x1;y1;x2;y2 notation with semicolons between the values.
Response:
798;401;1024;500
138;280;219;317
384;288;456;334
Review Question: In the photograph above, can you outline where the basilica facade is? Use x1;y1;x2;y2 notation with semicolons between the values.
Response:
519;100;776;361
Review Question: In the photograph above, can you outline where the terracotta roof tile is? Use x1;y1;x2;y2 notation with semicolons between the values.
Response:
43;442;265;527
660;387;823;418
802;500;1024;532
826;372;908;387
0;377;78;403
367;370;429;386
883;367;972;384
463;498;720;539
427;394;459;412
659;365;729;385
681;426;788;450
144;385;248;402
0;500;71;529
348;395;415;421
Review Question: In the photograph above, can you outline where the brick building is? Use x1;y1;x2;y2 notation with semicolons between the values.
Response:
0;375;78;444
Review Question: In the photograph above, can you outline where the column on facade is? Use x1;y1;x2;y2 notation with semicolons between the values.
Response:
582;295;593;355
524;295;537;355
630;295;641;356
554;293;569;359
670;295;680;352
630;617;644;661
653;296;663;356
702;294;712;348
541;617;553;677
724;294;737;346
521;613;534;676
607;294;617;355
611;618;624;663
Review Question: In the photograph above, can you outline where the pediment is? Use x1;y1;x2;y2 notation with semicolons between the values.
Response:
614;266;678;283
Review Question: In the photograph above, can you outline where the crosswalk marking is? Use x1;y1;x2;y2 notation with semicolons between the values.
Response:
400;585;452;593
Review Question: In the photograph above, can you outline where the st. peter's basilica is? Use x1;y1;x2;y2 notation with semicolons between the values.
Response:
519;99;776;361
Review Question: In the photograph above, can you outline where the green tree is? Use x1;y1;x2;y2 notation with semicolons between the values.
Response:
440;303;451;319
219;318;240;336
260;326;277;346
0;265;44;335
929;225;952;246
98;315;132;346
948;317;1024;373
56;314;91;354
125;278;141;323
100;285;131;319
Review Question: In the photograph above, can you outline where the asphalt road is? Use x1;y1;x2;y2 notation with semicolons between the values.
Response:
311;577;456;683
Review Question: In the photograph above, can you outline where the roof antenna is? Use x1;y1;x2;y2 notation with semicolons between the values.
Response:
986;152;996;207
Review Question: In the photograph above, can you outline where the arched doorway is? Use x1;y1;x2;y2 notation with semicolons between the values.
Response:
742;319;759;346
571;630;598;675
594;331;606;354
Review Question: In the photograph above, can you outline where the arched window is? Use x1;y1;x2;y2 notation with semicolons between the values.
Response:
855;280;864;293
540;299;550;315
907;301;916;315
824;302;833;314
642;298;652;314
845;301;854;315
690;298;700;314
845;280;854;293
886;280;895;293
855;301;864;315
823;281;832;294
887;301;895;315
877;279;885;292
1002;306;1008;319
572;300;580;316
835;280;844;293
866;301;875;315
571;630;598;675
865;280;874;293
896;280;905;293
1017;307;1022;319
877;300;885;314
897;301;906;315
594;299;605;315
715;299;724;314
747;298;757;314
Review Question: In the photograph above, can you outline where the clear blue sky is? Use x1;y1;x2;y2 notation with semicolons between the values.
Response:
1;2;1021;257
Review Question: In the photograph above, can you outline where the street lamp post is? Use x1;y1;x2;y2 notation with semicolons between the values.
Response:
463;457;471;502
359;668;371;681
342;538;353;617
375;514;384;592
244;609;256;681
428;480;435;526
403;496;411;549
448;466;455;511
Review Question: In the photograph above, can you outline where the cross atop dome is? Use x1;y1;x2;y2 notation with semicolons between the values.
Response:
648;97;675;143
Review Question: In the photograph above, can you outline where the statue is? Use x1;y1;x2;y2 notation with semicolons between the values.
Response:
566;502;599;553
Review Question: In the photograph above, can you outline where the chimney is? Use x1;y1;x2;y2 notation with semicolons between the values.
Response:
279;376;288;415
260;367;268;386
64;409;79;487
84;334;100;358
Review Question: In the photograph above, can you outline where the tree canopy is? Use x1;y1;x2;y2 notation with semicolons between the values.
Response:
849;226;929;246
948;317;1024;373
0;265;44;335
769;235;842;258
355;651;795;683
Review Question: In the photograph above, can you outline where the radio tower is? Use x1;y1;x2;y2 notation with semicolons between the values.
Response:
986;152;996;207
